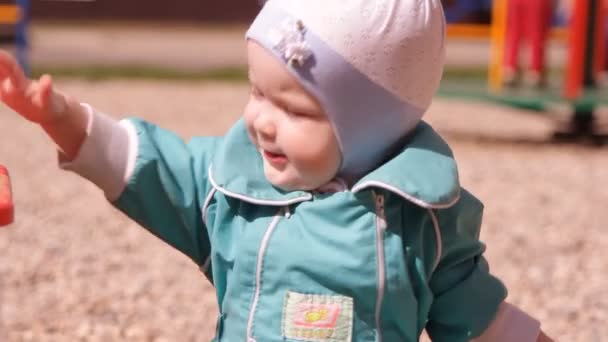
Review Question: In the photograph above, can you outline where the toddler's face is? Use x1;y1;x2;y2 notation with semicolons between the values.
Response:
244;41;341;191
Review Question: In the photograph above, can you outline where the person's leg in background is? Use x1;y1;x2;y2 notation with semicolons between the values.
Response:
504;0;526;86
602;0;608;85
525;0;555;87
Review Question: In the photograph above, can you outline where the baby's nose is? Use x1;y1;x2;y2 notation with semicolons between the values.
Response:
254;112;277;139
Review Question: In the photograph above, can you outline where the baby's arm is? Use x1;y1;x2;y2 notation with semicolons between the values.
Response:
0;51;88;160
470;303;554;341
424;190;552;341
0;50;214;270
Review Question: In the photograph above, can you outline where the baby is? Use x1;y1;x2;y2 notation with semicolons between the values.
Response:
0;0;553;341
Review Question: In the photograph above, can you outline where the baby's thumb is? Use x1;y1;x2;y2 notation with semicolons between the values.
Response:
38;74;66;115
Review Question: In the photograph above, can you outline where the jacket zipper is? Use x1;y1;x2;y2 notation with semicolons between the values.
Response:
246;208;285;342
373;191;387;342
245;197;387;341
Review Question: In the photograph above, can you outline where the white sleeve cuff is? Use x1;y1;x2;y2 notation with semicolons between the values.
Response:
59;104;138;201
471;302;541;342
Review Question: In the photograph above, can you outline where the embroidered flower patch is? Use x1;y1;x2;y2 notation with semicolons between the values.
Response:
282;291;353;342
269;18;312;67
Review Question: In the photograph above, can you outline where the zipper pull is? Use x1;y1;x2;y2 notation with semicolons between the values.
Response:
376;193;385;209
373;191;387;229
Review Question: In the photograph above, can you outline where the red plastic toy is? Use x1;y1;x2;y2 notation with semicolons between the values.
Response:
0;165;14;226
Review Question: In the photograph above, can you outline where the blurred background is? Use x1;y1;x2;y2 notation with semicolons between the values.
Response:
0;0;607;341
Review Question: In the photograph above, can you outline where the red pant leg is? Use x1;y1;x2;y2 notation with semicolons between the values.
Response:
504;0;526;71
525;0;554;73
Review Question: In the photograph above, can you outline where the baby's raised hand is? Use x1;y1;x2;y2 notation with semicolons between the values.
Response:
0;51;67;125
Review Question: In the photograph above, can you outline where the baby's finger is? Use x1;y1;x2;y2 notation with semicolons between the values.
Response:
35;75;53;109
0;77;26;108
0;51;26;90
0;78;21;106
41;75;67;116
1;77;15;96
0;60;13;83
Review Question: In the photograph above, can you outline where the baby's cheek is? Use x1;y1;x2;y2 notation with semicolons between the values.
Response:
243;105;255;124
307;133;340;165
300;145;339;173
242;107;258;141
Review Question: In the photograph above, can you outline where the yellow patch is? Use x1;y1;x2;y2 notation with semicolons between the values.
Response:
282;291;353;342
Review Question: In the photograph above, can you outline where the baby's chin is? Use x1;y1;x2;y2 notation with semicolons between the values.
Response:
263;166;327;192
265;174;317;192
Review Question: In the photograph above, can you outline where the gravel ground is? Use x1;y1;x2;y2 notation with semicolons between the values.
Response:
25;23;568;70
0;80;606;341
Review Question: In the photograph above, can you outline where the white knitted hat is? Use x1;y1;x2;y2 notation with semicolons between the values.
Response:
247;0;446;177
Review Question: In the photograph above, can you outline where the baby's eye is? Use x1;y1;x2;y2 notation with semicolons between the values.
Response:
286;110;306;118
287;109;317;119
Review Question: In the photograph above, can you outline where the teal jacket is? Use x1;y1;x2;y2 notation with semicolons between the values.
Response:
94;117;506;342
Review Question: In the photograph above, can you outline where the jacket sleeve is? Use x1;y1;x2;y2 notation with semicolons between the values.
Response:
425;190;507;342
60;107;220;268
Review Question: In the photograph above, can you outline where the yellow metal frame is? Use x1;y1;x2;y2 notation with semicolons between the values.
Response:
447;24;568;41
0;5;20;24
488;0;508;91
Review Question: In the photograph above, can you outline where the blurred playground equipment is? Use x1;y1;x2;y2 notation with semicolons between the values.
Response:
441;0;608;142
0;165;14;226
0;1;25;227
0;1;25;226
0;0;28;74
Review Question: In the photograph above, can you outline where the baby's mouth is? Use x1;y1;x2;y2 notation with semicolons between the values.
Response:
262;149;288;165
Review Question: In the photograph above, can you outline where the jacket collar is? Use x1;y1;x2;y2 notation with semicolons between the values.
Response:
210;119;460;208
350;122;460;208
